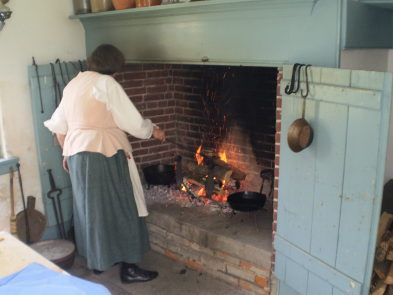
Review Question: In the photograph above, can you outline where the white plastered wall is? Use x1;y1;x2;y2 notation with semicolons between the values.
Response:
341;49;393;184
0;0;85;231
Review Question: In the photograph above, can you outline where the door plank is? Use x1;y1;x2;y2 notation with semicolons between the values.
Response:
275;236;362;294
336;107;380;281
280;83;381;110
277;95;316;251
310;102;348;266
308;273;333;295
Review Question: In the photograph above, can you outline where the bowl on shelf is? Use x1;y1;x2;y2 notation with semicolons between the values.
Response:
135;0;162;7
112;0;136;10
90;0;114;12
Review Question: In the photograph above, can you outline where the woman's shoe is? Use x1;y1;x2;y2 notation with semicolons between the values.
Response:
93;269;104;275
120;263;158;284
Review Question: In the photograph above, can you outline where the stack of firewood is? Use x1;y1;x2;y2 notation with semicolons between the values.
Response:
371;212;393;295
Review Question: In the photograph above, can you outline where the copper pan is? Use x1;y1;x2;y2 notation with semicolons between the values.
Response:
287;65;313;153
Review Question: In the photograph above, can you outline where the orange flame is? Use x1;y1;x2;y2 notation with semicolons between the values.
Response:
197;187;206;197
181;185;187;192
196;145;204;165
218;150;227;163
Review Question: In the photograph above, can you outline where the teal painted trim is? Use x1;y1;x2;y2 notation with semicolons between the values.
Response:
358;0;393;10
71;0;316;20
77;0;342;67
361;72;393;295
0;157;19;175
343;0;393;49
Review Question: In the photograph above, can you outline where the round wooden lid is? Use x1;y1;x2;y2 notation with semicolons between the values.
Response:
30;239;75;261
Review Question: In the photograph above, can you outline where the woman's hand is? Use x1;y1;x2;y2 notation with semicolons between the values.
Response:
152;126;166;142
63;157;69;173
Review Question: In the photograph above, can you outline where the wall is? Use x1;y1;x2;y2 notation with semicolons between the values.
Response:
340;49;393;184
0;0;85;231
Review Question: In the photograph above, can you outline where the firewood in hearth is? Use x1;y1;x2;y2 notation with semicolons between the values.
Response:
377;212;393;245
371;278;387;295
386;285;393;295
374;261;390;280
376;231;393;262
210;158;246;181
186;162;233;184
386;249;393;261
186;178;223;195
385;263;393;285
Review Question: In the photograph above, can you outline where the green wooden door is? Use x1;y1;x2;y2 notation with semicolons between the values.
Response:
275;66;392;294
28;61;84;239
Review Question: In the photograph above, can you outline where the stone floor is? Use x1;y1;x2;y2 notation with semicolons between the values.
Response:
68;250;248;295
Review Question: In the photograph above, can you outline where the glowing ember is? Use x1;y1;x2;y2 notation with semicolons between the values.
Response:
218;150;227;163
196;145;204;165
197;187;206;197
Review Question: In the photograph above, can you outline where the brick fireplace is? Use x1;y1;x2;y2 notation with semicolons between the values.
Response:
115;64;281;294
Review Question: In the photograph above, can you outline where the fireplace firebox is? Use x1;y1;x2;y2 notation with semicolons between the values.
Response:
115;64;281;295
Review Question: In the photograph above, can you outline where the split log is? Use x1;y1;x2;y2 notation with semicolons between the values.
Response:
386;249;393;261
186;162;232;183
376;231;392;262
386;285;393;295
377;212;393;245
371;278;387;295
385;262;393;285
374;261;390;280
185;178;223;195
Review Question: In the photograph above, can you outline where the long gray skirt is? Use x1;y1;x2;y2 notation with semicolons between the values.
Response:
67;150;150;271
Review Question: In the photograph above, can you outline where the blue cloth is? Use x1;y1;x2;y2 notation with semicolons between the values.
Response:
0;263;110;295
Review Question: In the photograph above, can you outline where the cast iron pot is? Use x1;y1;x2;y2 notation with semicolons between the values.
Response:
227;191;266;212
227;169;272;212
143;164;176;186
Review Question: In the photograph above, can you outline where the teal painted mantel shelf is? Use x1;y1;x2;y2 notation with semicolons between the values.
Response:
70;0;314;20
71;0;393;67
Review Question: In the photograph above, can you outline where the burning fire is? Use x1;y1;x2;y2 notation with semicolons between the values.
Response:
195;145;204;165
197;187;206;197
189;145;230;204
218;150;227;163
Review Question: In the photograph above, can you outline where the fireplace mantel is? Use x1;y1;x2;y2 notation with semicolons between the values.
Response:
72;0;392;67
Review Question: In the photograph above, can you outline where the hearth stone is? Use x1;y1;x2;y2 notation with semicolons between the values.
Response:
146;202;272;295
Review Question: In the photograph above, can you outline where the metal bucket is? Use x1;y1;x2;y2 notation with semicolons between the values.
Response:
90;0;113;12
72;0;91;14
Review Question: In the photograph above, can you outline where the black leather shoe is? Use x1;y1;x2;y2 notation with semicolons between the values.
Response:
120;263;158;284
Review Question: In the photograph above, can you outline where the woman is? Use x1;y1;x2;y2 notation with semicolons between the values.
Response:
44;44;165;283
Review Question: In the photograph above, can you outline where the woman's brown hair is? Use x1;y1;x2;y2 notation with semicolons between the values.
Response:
87;44;125;75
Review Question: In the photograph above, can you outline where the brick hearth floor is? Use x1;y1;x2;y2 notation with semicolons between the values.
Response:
145;203;273;295
68;250;246;295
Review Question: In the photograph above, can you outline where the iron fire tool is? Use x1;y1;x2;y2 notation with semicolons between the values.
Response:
47;169;67;239
32;57;44;114
16;163;31;244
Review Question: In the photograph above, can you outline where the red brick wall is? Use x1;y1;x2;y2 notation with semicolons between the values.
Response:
116;64;177;169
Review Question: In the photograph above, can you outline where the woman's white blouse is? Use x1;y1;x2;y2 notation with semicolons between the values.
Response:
44;71;152;217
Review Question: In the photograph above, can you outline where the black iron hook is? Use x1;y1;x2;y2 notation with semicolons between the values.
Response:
293;64;304;94
285;63;300;95
301;65;312;98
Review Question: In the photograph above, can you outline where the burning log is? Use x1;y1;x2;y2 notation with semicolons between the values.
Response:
186;162;233;184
